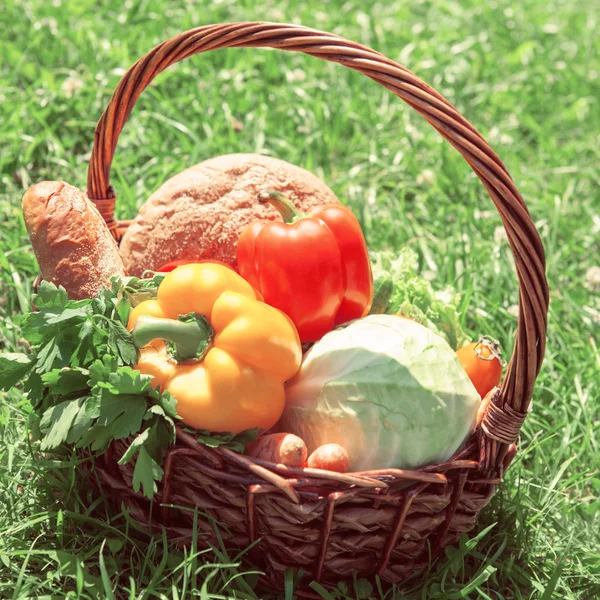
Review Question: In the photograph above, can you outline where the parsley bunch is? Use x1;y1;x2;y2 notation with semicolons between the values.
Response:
0;275;179;498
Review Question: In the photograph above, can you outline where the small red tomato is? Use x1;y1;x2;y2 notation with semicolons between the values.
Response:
456;337;504;398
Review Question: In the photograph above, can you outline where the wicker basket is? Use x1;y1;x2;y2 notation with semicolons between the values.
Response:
81;22;548;594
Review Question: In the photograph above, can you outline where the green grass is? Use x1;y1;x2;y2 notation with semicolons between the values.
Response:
1;0;599;597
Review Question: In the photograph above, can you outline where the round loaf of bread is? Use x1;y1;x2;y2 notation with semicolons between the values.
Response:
119;154;340;276
22;181;126;300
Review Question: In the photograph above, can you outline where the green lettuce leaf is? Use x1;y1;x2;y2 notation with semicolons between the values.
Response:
370;248;469;350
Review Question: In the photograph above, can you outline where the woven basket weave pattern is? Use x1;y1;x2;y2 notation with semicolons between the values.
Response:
97;432;516;589
82;22;549;592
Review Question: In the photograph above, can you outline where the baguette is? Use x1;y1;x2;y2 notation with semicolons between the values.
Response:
22;181;126;299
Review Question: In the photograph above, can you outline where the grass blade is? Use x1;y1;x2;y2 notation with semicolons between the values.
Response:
98;540;116;600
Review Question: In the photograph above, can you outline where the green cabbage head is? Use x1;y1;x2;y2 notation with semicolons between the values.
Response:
281;315;480;471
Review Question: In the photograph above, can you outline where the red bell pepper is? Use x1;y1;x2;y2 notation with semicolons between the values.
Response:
236;190;373;342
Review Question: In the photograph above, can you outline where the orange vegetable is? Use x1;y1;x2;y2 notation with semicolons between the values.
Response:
247;433;307;467
307;443;350;472
157;258;235;273
129;263;301;433
456;337;503;398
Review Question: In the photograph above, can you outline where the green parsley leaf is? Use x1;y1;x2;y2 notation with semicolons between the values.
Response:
95;389;130;427
145;421;173;462
193;428;262;454
20;312;49;345
107;321;137;365
125;273;165;292
118;428;150;465
230;428;263;452
22;302;91;345
148;388;179;420
70;320;96;366
44;305;91;326
41;368;89;396
132;446;163;498
74;424;114;452
66;395;100;444
126;291;155;307
35;333;80;374
98;282;118;310
91;295;106;316
88;356;118;385
76;319;94;342
40;399;84;450
144;405;165;419
116;296;131;327
0;353;33;391
97;367;151;396
109;396;147;439
33;281;69;309
24;372;44;407
89;425;115;452
118;420;173;499
35;339;61;373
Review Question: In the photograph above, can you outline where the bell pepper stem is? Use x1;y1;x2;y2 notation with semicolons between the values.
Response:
257;190;303;224
132;313;213;363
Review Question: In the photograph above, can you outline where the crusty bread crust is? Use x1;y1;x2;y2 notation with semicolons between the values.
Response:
22;181;126;299
119;154;340;276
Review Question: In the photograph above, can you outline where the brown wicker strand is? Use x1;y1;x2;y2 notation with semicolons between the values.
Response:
244;460;390;488
219;448;300;504
161;447;198;522
315;491;343;582
432;471;469;556
481;401;528;445
247;484;261;543
376;483;428;575
420;460;478;473
176;429;224;468
248;461;444;487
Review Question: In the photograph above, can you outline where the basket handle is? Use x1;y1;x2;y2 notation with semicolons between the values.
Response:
86;22;548;425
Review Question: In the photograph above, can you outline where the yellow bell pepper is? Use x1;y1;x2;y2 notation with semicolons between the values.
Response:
128;263;302;433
